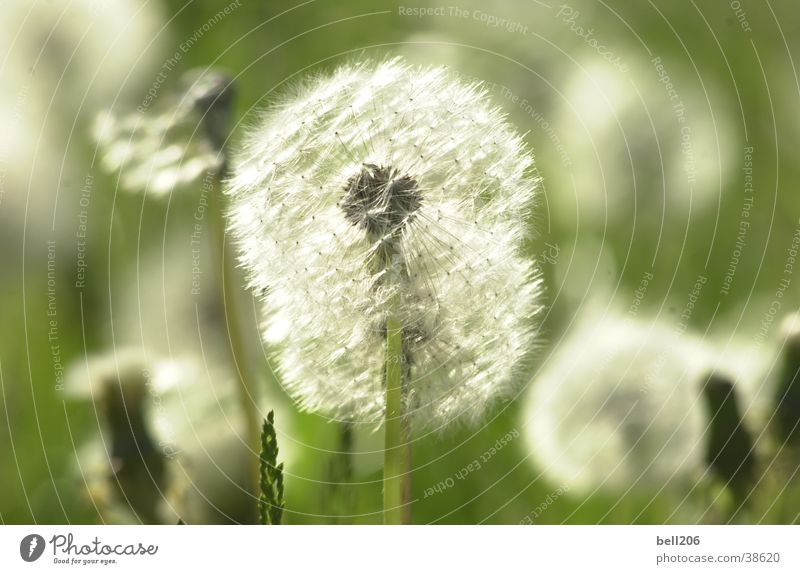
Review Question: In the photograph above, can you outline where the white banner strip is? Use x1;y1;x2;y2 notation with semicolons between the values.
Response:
1;525;798;573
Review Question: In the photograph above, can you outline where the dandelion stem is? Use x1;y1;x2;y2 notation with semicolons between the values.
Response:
382;241;411;525
384;310;409;524
208;168;261;494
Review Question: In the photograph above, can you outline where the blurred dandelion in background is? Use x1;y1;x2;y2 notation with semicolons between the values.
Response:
66;349;294;524
524;313;713;493
0;0;162;238
93;69;234;196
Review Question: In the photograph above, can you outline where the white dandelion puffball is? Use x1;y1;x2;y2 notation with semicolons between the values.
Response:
226;58;542;428
524;314;714;493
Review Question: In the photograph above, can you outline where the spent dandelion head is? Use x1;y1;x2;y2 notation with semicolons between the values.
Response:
225;58;542;430
700;372;758;510
68;350;294;524
773;311;800;446
65;349;168;523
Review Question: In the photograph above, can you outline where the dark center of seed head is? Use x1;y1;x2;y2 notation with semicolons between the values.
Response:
341;164;421;239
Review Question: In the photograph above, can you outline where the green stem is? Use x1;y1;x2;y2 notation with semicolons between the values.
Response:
382;241;411;525
208;169;261;493
384;312;407;524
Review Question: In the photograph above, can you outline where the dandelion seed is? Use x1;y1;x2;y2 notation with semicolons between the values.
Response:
524;314;713;493
225;58;542;429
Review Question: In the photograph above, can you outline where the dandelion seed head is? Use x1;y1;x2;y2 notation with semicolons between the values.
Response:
225;58;542;429
524;314;712;493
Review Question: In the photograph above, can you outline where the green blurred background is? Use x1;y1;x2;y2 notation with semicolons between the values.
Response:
1;0;799;524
